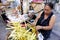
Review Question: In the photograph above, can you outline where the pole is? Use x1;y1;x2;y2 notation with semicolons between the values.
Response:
20;0;23;15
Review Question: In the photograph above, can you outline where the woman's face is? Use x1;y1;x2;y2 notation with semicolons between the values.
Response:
44;5;52;15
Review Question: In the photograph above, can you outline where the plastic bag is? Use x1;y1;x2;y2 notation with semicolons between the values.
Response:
38;33;44;40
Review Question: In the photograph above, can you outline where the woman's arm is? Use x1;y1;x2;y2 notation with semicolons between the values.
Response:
36;15;56;30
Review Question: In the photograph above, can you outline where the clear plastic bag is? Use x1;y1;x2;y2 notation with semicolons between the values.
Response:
38;33;44;40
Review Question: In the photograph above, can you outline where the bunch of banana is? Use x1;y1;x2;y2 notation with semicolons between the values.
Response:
6;22;37;40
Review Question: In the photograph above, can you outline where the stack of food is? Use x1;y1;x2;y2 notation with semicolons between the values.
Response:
6;22;37;40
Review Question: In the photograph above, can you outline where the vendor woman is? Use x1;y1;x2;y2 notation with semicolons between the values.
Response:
32;3;56;40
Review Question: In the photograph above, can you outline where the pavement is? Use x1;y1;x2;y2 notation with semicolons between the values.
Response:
47;10;60;40
0;17;8;40
0;11;60;40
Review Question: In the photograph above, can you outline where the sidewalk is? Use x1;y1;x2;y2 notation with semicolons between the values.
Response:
52;12;60;37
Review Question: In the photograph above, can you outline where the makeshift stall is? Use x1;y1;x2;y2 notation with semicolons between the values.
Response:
0;0;44;40
6;21;43;40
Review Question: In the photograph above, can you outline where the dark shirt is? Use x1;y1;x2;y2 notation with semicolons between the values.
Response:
36;12;53;38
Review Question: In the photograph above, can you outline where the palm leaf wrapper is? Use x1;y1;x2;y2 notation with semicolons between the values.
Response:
6;22;38;40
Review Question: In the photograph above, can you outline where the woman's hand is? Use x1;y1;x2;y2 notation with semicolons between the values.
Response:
36;26;42;30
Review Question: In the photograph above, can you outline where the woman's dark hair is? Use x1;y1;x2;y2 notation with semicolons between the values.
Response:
45;3;54;9
0;0;2;3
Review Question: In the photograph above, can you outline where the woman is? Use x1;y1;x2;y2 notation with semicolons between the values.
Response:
32;3;56;40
